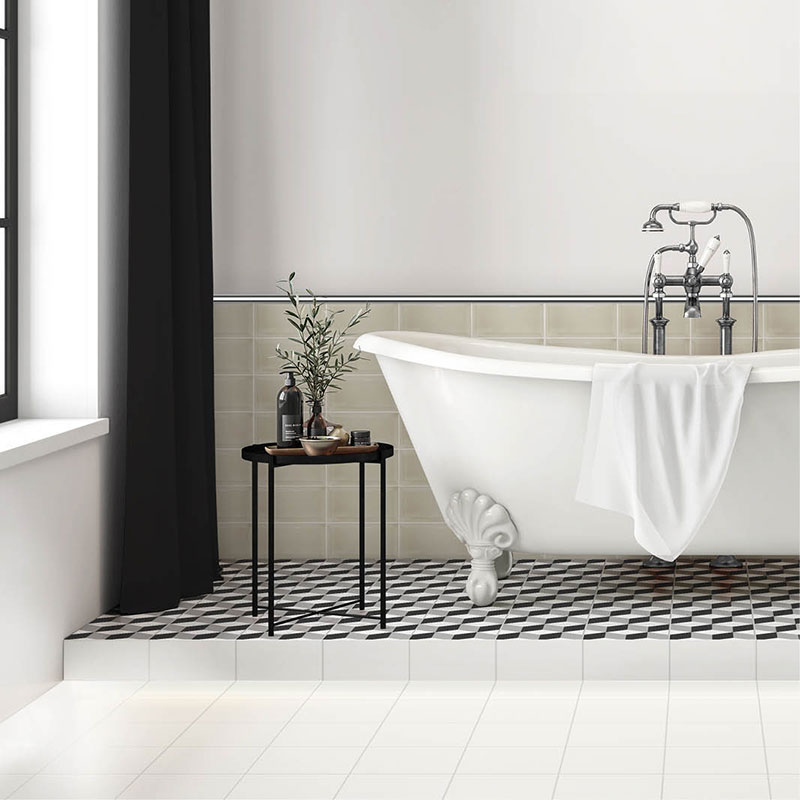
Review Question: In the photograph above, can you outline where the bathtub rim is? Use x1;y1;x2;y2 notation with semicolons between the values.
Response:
355;331;800;385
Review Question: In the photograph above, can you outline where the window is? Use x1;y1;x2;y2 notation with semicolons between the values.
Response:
0;0;16;423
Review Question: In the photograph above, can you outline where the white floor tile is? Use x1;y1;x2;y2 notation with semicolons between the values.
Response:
79;721;188;748
337;774;452;799
272;722;380;748
666;722;765;747
568;722;666;747
144;745;261;774
662;774;770;799
560;746;664;774
310;681;406;700
0;742;70;775
41;744;161;775
479;697;576;724
767;747;800;774
670;638;756;680
764;724;800;747
198;697;303;724
293;697;394;724
0;776;30;800
250;746;363;775
172;722;282;747
227;774;344;799
132;681;230;700
583;638;668;680
667;697;762;724
664;745;767;774
236;640;323;681
445;774;556;799
8;773;136;799
579;680;669;698
770;775;800;800
354;746;463;774
409;640;495;681
668;680;757;699
554;774;662;799
107;696;215;724
456;746;563;774
323;640;410;681
149;640;236;681
496;639;582;681
118;773;241;799
491;681;581;699
63;639;149;681
223;681;319;700
384;698;485;725
371;723;474;748
572;697;666;725
401;682;493;700
761;697;800;724
758;681;800;700
469;723;570;748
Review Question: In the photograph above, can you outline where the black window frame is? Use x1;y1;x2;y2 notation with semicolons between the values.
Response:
0;0;17;424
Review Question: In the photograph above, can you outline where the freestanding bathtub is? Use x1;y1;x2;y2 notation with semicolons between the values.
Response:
355;331;800;605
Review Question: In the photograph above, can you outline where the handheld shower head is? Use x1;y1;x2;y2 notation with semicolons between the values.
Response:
641;217;664;233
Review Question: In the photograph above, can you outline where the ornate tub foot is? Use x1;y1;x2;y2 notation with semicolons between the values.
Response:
445;489;518;606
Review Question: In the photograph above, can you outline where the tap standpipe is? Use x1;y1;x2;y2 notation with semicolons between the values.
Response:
716;250;735;355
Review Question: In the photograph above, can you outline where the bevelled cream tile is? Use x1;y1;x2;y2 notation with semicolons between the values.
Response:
214;375;253;412
398;303;471;335
217;485;250;522
214;302;253;338
619;302;691;338
327;455;398;487
691;301;760;338
215;412;253;448
398;523;466;559
399;449;427;485
217;523;250;559
255;338;289;376
327;486;398;523
254;413;277;442
326;302;398;334
265;487;326;522
275;463;326;487
255;303;293;337
399;487;442;522
217;523;328;560
214;338;253;375
216;449;251;484
327;523;399;560
546;338;617;350
399;419;412;448
473;303;543;338
764;303;800;337
764;338;800;351
255;375;310;414
619;337;689;354
326;376;396;413
691;338;754;355
546;303;617;337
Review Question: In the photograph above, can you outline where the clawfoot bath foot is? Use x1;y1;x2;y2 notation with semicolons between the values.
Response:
445;489;518;606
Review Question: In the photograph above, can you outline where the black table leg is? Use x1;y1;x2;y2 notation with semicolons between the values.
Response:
268;462;275;636
359;461;365;610
380;456;386;628
251;461;258;617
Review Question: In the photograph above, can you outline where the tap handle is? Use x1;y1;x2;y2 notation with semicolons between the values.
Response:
678;200;713;214
698;235;721;269
722;249;731;273
653;252;662;275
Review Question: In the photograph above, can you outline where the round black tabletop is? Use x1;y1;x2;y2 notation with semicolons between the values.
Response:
241;441;394;466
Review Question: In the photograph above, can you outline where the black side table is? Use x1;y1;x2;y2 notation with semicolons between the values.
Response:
240;442;394;636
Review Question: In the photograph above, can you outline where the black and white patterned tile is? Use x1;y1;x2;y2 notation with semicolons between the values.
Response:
67;558;799;642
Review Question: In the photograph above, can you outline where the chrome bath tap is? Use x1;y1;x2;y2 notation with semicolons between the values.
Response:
640;201;759;355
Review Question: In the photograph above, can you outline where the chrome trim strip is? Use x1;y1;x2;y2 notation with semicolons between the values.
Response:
213;294;799;303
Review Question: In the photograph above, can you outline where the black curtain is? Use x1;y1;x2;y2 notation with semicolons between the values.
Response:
120;0;219;613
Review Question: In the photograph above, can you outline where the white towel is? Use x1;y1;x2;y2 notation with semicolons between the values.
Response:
576;361;752;561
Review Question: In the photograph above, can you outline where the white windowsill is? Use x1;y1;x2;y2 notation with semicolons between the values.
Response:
0;418;110;471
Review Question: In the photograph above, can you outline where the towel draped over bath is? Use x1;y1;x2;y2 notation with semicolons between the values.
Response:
576;361;752;561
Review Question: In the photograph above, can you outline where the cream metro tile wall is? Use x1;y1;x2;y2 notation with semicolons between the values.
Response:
214;301;799;560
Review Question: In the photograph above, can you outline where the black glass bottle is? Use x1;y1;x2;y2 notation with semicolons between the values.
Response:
276;372;303;447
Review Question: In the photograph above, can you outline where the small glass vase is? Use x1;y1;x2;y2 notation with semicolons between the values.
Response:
305;401;328;438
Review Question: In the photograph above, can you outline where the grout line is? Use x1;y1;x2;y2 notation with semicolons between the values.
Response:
551;679;584;799
440;679;496;798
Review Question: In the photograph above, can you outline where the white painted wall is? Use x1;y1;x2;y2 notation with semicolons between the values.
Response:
210;0;799;296
0;0;127;719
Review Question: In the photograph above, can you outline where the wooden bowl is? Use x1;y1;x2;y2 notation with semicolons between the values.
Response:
299;436;340;456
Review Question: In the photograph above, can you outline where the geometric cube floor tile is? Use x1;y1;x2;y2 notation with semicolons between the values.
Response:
67;558;800;642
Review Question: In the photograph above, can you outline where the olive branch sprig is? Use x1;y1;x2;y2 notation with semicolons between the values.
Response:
275;272;371;405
